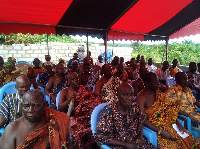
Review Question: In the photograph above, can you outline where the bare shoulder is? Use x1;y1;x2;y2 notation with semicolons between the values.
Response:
135;90;147;111
0;117;22;149
60;88;69;95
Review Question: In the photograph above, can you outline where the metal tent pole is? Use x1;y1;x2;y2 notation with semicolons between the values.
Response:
87;33;89;61
165;37;169;61
104;31;108;64
47;34;49;55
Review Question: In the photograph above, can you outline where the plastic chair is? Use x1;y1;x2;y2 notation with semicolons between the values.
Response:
56;88;67;110
166;77;176;87
0;82;18;135
16;60;30;65
178;114;200;138
0;82;17;103
91;103;158;148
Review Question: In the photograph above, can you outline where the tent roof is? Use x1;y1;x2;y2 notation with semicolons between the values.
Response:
0;0;200;41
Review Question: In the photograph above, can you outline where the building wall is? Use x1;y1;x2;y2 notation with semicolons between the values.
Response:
0;42;133;64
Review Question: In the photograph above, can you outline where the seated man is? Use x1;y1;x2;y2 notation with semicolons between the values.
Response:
42;55;55;68
131;67;148;96
186;62;199;99
68;60;80;75
79;62;98;91
155;61;170;85
67;53;80;69
0;56;4;71
0;75;30;129
45;63;67;105
169;59;181;77
37;63;55;88
166;72;200;133
95;83;156;149
59;72;102;148
94;64;112;96
0;89;72;149
83;51;93;65
146;58;157;73
27;58;46;89
136;72;199;148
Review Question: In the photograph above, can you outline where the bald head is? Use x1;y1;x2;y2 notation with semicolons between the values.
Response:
118;83;134;109
67;72;79;88
118;83;133;93
175;72;187;88
15;75;30;97
16;75;29;85
23;89;44;102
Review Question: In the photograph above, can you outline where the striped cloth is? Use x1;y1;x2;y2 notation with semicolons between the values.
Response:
0;92;23;124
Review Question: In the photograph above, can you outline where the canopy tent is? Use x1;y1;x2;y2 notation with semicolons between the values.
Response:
1;0;200;41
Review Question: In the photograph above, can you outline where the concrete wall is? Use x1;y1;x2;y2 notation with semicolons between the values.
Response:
0;42;132;64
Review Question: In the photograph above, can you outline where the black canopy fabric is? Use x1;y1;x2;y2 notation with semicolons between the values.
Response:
1;0;200;41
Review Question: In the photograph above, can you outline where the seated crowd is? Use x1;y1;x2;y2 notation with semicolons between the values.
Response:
0;53;200;149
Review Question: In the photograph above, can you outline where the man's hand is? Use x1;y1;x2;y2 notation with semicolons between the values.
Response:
189;115;200;127
176;120;185;134
124;142;137;149
51;95;56;104
160;130;177;141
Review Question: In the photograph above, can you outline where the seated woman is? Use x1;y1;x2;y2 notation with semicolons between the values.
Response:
0;62;20;88
95;83;156;149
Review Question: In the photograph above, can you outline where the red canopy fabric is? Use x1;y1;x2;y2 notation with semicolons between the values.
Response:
0;0;200;41
170;18;200;39
111;0;192;34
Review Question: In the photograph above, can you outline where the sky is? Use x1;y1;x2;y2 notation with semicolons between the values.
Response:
71;34;200;45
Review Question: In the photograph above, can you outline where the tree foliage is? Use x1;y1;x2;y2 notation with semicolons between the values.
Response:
0;33;79;45
132;40;200;66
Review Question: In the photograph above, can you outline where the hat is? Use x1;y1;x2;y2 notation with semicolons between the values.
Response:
7;57;16;63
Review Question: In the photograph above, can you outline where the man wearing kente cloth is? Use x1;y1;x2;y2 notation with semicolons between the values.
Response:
136;72;199;149
0;89;73;149
58;72;102;148
166;72;200;133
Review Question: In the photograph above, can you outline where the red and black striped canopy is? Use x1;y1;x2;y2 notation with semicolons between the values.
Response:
0;0;200;41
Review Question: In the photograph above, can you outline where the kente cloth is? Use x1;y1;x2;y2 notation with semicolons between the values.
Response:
169;66;181;77
95;102;156;149
145;90;199;149
0;92;22;124
186;71;197;89
37;71;55;86
86;73;98;91
101;76;122;102
0;69;20;85
166;84;200;120
125;65;139;81
70;85;102;149
17;107;71;149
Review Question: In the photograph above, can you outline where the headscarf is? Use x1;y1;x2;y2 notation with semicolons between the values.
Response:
7;57;16;63
3;61;13;67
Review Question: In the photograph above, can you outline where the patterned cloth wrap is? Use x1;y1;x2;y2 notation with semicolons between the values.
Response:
70;85;102;149
145;90;199;149
17;107;71;149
